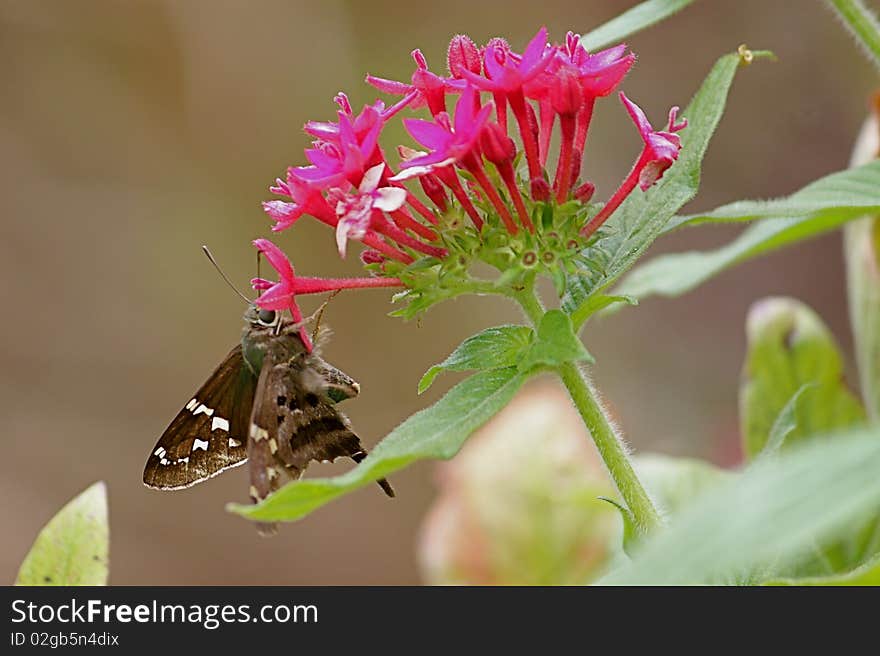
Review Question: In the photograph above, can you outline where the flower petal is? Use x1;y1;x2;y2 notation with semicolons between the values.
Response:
373;187;408;212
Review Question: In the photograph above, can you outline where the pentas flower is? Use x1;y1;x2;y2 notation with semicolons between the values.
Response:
256;27;686;320
331;164;407;257
580;92;687;238
295;109;383;189
367;49;466;116
398;86;492;172
251;238;403;351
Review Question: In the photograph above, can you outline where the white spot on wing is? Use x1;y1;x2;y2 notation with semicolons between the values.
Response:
154;447;166;458
250;425;269;441
192;438;209;452
194;404;214;417
268;438;278;454
185;398;198;411
211;417;230;432
228;437;242;448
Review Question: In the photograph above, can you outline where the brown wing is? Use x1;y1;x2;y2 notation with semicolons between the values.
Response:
246;354;394;535
144;345;255;490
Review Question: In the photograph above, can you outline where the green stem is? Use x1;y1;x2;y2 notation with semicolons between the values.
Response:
558;362;663;534
827;0;880;70
513;283;663;535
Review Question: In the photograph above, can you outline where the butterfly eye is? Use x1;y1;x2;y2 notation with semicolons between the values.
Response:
257;309;276;325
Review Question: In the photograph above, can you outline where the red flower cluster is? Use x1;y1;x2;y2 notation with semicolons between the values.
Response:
252;28;686;333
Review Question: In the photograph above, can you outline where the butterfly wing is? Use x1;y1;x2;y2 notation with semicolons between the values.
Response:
247;352;394;535
143;345;256;490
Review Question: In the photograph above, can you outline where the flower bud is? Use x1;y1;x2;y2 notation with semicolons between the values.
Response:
480;122;516;164
447;34;481;79
550;68;584;117
573;181;595;203
530;177;551;201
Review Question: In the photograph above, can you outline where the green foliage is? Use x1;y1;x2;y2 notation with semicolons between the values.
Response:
768;551;880;585
825;0;880;71
634;453;730;514
762;385;812;457
616;161;880;302
580;0;701;51
563;49;766;327
739;298;865;460
517;310;594;372
845;216;880;420
229;368;526;523
602;430;880;584
16;482;109;586
418;325;533;393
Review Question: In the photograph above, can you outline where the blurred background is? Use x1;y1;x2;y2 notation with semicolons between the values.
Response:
1;0;876;584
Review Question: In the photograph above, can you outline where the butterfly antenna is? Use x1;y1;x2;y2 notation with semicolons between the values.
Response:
202;245;253;305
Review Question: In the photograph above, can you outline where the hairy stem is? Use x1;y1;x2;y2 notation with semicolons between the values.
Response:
827;0;880;70
514;284;663;535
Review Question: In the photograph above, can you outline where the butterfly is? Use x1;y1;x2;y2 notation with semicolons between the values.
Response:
143;304;393;535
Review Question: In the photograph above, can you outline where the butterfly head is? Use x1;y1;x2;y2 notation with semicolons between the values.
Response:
243;305;282;331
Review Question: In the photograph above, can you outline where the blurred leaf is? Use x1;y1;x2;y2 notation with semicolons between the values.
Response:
845;113;880;420
762;384;813;457
418;325;533;393
563;50;761;324
634;453;730;515
580;0;700;51
229;368;526;523
16;482;109;586
518;310;593;372
615;162;880;303
767;551;880;585
740;298;865;460
602;430;880;584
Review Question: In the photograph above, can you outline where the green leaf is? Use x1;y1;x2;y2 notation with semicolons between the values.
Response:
580;0;700;51
565;293;638;327
16;482;109;586
518;310;594;372
762;384;813;458
602;429;880;584
418;325;533;393
598;497;639;558
564;49;761;325
229;368;526;523
666;160;880;232
740;298;865;460
617;212;868;302
616;161;880;303
826;0;880;73
767;551;880;586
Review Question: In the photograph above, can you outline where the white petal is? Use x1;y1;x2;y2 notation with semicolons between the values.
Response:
359;163;386;193
335;221;350;258
373;187;408;212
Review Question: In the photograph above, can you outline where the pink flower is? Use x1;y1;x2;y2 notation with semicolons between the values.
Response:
332;164;407;257
252;238;404;349
396;86;492;175
295;106;384;189
461;27;555;93
262;170;332;232
621;92;687;190
580;94;687;238
564;34;635;98
367;49;466;116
